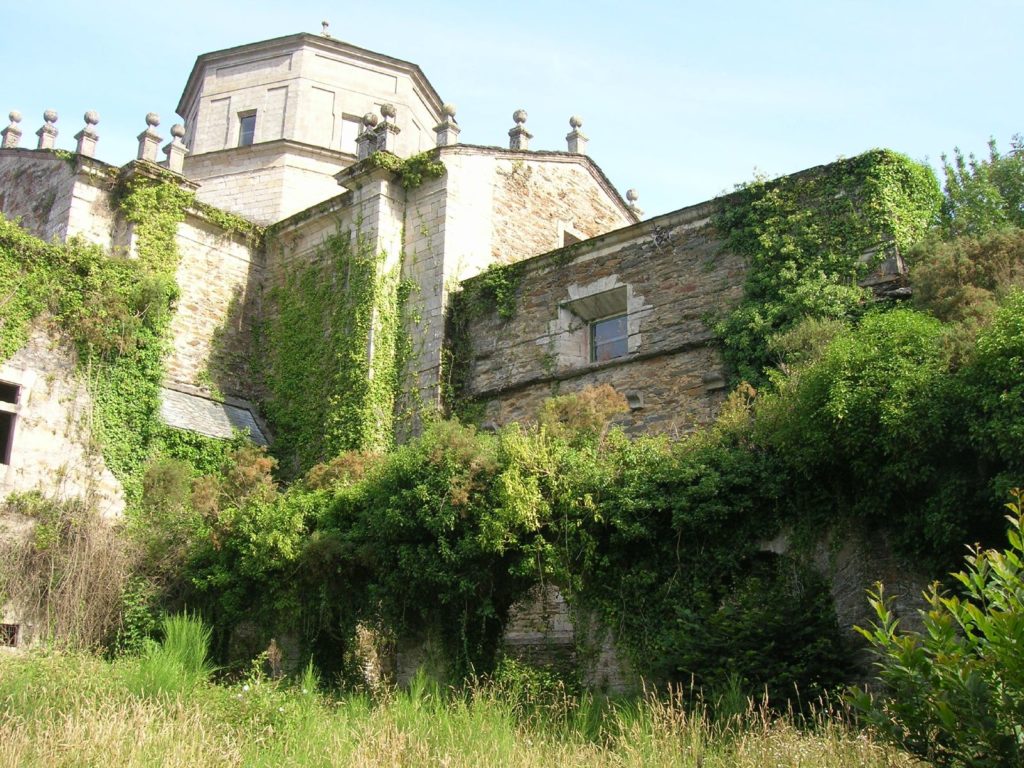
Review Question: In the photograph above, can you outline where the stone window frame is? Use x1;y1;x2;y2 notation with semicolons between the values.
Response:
549;278;650;371
237;110;257;147
590;313;628;363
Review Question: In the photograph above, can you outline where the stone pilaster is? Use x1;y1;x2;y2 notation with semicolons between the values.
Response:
356;112;379;160
434;103;460;147
136;113;162;163
626;189;642;218
163;123;188;174
375;103;401;153
566;115;587;155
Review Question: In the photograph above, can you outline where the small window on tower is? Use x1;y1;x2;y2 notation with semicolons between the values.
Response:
238;112;256;147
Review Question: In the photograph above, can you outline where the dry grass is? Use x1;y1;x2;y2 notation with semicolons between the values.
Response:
0;492;137;649
0;650;929;768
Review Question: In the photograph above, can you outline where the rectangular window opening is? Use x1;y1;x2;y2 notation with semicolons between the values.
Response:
0;624;18;647
238;112;257;147
590;314;628;363
0;410;14;465
0;382;18;404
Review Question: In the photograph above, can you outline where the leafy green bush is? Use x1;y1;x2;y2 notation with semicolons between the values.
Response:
849;491;1024;767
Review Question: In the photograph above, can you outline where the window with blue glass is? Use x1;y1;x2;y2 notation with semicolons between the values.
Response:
590;314;628;362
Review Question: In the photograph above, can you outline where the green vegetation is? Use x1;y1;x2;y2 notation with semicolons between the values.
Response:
0;622;923;767
2;137;1024;766
850;491;1024;766
257;230;410;476
713;149;941;386
366;150;446;190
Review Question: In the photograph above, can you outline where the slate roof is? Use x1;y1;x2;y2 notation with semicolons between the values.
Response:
159;387;267;445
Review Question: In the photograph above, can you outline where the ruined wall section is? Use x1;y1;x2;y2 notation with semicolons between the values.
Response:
0;327;125;516
457;202;745;436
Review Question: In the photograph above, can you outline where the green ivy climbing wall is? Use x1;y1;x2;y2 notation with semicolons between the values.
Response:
712;149;942;385
0;167;237;504
258;230;410;476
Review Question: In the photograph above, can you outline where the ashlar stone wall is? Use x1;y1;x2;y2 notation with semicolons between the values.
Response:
164;213;262;400
0;151;117;246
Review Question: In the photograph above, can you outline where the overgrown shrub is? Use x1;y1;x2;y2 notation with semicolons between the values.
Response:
849;491;1024;767
0;492;138;649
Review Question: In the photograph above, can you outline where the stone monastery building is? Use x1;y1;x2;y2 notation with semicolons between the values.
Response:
0;29;933;673
0;29;909;518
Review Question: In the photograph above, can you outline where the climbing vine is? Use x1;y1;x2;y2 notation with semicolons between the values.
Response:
0;168;240;505
440;261;525;421
257;230;410;476
712;149;941;384
366;150;446;190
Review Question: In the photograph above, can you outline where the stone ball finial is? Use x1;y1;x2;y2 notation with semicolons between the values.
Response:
513;109;528;125
321;19;330;36
442;103;457;118
170;123;186;139
84;111;99;126
380;103;397;120
145;112;160;128
626;189;639;203
43;109;58;125
569;115;583;129
9;110;22;124
362;112;379;128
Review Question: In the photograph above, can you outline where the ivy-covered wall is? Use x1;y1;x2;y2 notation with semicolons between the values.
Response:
446;150;941;431
0;158;256;510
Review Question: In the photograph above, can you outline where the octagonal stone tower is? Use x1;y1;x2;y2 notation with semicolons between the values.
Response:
176;33;445;223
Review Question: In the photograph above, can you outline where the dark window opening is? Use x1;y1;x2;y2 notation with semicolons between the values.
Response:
0;411;14;465
590;314;628;363
0;382;18;404
563;230;582;247
0;624;17;647
238;113;256;147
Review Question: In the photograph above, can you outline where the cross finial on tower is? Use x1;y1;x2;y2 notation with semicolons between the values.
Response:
322;20;330;37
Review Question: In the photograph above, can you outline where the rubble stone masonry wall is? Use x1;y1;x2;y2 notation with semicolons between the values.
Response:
0;327;125;517
459;200;745;435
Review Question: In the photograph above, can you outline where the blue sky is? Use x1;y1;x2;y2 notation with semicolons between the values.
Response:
2;0;1021;217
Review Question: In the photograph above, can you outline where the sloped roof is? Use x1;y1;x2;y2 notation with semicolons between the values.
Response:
159;387;267;445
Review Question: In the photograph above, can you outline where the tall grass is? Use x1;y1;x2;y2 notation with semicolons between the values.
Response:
117;613;214;698
0;644;928;767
